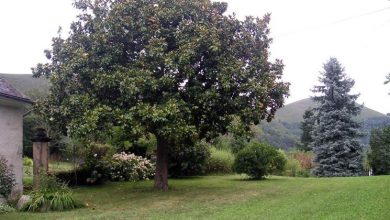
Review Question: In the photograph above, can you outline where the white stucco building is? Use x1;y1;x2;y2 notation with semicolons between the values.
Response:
0;77;32;198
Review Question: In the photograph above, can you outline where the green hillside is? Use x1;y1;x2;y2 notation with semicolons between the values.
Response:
275;98;386;123
0;73;49;100
257;98;390;150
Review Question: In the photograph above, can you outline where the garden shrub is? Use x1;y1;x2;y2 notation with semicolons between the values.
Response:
82;142;114;184
270;149;288;175
0;156;15;198
282;151;313;177
290;151;314;170
234;142;286;179
283;157;302;177
21;175;83;212
169;141;211;177
205;148;235;174
0;203;15;214
23;157;33;167
55;168;92;186
107;152;155;181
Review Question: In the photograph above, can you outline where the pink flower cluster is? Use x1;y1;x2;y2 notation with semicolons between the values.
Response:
108;152;155;181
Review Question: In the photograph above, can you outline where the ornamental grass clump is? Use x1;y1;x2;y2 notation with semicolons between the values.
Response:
21;175;84;212
205;148;235;174
108;152;155;181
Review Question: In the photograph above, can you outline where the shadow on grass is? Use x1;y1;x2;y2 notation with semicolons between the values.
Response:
230;175;286;182
169;176;205;180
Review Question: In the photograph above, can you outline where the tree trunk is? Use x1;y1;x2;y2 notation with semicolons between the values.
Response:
154;136;169;190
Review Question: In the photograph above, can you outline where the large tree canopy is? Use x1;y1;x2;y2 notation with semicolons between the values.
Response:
33;0;289;189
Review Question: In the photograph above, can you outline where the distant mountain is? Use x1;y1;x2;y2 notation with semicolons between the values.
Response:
0;73;49;100
256;98;390;150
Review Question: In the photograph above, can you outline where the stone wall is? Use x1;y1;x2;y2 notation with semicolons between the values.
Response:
0;104;24;198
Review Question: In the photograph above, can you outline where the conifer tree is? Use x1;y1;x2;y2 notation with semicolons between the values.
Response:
299;108;315;151
310;58;363;177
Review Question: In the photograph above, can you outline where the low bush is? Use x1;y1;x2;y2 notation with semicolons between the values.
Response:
0;156;15;198
107;152;155;181
234;142;286;179
82;142;114;184
21;175;83;212
0;203;15;214
283;151;313;177
205;148;235;174
23;157;33;167
270;149;289;175
284;157;303;177
169;141;210;177
55;168;93;186
289;151;314;170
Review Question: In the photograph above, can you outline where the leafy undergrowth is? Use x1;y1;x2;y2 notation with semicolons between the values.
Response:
4;175;390;219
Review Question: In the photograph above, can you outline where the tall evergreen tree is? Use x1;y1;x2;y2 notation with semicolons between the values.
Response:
310;58;363;177
368;126;390;175
299;108;315;151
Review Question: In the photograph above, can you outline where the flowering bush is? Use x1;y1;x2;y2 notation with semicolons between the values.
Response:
108;152;155;181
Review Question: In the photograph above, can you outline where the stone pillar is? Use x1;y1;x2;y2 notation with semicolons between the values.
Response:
31;128;51;189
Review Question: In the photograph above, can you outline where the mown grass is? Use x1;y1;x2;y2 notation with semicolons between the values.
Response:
5;175;390;220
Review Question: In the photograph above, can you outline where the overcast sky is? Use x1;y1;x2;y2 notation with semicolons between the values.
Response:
1;0;390;113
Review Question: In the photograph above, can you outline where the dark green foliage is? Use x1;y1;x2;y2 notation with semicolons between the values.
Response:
361;117;390;147
311;58;364;177
168;141;210;177
23;114;50;158
0;156;15;198
299;108;315;151
205;148;235;174
55;168;92;186
21;175;83;212
82;142;114;184
32;0;289;189
368;126;390;175
270;149;288;175
104;127;156;157
234;141;286;179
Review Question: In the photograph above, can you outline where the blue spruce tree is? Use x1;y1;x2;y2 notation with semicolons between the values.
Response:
311;58;363;177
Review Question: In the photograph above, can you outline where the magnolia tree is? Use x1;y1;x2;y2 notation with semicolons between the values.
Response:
32;0;289;190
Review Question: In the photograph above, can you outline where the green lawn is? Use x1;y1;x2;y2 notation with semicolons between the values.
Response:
4;175;390;220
